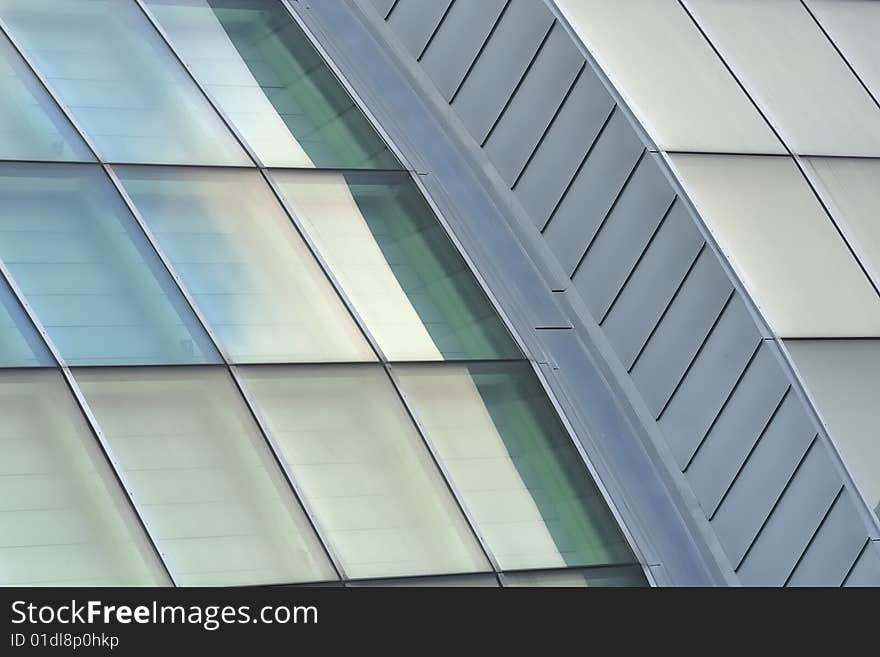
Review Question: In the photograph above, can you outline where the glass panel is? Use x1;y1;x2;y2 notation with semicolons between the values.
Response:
669;154;880;337
74;366;337;586
0;275;53;367
116;166;375;364
804;157;880;291
270;171;520;361
348;574;499;587
144;0;399;169
683;0;880;156
0;30;93;162
237;364;490;579
553;0;783;154
0;0;249;165
394;362;634;570
503;566;647;588
0;163;220;365
0;369;168;586
787;339;880;518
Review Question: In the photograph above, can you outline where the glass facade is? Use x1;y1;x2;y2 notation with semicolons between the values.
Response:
0;0;642;587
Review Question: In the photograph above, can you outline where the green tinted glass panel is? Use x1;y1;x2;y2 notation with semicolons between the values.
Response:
0;163;220;365
0;0;249;165
237;365;490;579
271;171;520;361
395;362;634;570
0;31;93;162
0;276;53;367
503;566;647;588
75;366;338;586
145;0;399;169
0;369;169;586
116;166;375;364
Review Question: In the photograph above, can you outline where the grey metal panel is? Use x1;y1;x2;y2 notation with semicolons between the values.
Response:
451;0;555;144
387;0;454;57
484;23;583;186
710;394;816;567
543;113;645;276
737;442;841;586
602;202;705;370
371;0;397;20
534;328;723;586
659;295;761;467
572;155;677;316
788;490;868;587
844;541;880;586
685;344;790;508
514;72;615;230
630;248;733;417
420;0;507;100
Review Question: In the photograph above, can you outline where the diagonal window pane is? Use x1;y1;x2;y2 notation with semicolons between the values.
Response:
0;163;220;366
116;166;375;364
143;0;399;169
74;366;338;586
0;31;93;162
0;0;249;165
0;275;53;367
270;171;521;361
0;369;169;586
237;364;490;579
395;362;635;570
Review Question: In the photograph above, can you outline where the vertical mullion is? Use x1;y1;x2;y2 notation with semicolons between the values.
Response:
0;15;102;162
0;257;177;587
132;0;262;168
102;164;347;583
384;363;504;579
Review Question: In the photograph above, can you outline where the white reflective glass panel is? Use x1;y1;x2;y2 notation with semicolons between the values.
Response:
75;366;337;586
116;166;375;364
237;365;490;579
0;370;168;586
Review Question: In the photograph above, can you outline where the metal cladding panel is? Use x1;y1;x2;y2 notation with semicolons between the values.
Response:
788;490;869;587
419;0;508;101
658;295;761;466
630;248;734;417
711;393;817;567
485;23;584;186
544;112;644;275
513;71;615;229
371;0;397;20
737;441;841;587
845;541;880;587
572;154;676;317
685;344;790;504
348;0;878;585
534;328;717;586
451;0;555;144
602;202;705;370
386;0;454;58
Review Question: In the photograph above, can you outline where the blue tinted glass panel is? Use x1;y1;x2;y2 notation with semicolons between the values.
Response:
0;31;93;162
0;0;249;165
0;162;220;365
116;166;375;364
0;276;52;367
